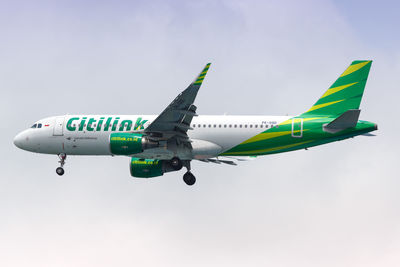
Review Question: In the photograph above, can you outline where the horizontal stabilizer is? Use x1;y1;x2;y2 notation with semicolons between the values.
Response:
323;109;360;133
361;133;376;137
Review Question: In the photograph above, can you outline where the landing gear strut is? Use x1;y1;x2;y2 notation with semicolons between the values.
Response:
170;157;183;170
56;153;67;176
182;161;196;186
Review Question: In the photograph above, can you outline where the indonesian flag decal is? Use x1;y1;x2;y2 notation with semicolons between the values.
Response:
44;124;50;127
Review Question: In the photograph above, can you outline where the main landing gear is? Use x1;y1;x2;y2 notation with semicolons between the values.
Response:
170;157;196;186
56;153;66;176
170;157;183;171
183;172;196;186
181;159;196;186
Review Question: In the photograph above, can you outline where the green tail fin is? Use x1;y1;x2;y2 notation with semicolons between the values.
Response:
302;60;372;117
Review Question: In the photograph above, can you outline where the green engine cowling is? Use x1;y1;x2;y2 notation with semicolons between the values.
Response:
130;158;164;178
110;133;158;155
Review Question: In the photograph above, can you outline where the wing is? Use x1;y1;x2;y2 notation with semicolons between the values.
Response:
145;63;211;142
197;156;258;166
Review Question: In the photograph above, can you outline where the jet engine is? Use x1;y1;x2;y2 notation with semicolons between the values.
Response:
130;157;176;178
109;133;158;155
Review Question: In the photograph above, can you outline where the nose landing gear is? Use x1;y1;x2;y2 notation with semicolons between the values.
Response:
56;167;64;176
56;153;67;176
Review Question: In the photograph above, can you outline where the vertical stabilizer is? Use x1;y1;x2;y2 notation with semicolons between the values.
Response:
302;60;372;117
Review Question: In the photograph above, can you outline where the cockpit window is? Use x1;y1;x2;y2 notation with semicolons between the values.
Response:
37;123;42;128
31;124;37;128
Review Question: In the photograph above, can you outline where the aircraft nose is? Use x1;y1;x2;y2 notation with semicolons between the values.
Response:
13;132;23;149
13;130;40;152
14;131;29;150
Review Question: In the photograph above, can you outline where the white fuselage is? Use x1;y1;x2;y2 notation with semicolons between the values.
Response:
14;115;290;159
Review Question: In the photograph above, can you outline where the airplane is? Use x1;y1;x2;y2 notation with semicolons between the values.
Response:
13;60;377;185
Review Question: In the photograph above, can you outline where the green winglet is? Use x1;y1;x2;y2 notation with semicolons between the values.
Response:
193;63;211;85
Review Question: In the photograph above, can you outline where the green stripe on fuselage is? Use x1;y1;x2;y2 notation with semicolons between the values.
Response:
221;118;376;156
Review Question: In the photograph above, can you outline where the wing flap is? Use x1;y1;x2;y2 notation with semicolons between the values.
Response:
198;158;238;166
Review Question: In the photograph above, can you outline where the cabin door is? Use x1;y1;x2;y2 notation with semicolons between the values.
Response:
53;116;65;136
291;118;303;138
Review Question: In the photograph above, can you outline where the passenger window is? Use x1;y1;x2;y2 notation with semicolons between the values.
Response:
203;124;206;128
229;125;232;128
255;125;258;128
219;125;221;128
250;125;253;128
198;124;201;128
240;125;242;128
208;124;211;128
260;125;263;128
234;125;237;128
214;124;216;128
245;125;247;128
224;125;227;128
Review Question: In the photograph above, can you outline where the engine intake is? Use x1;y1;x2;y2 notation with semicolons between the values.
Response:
110;133;158;155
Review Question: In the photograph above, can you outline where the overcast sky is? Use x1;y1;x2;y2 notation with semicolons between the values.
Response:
1;0;399;266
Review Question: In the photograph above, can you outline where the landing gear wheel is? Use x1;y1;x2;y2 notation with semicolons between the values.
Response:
170;157;183;170
56;153;67;176
56;167;65;176
183;172;196;186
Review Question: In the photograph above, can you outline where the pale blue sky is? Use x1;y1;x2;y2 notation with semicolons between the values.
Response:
333;0;400;49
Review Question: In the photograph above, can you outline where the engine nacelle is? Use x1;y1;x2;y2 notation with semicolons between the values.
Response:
110;133;158;155
130;157;176;178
